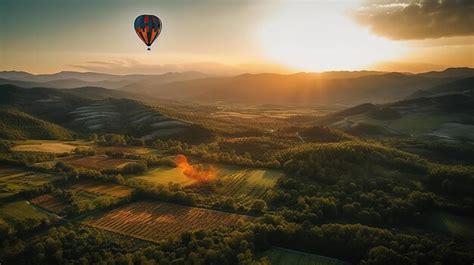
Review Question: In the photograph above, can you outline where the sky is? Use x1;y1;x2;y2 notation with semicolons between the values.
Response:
1;0;473;74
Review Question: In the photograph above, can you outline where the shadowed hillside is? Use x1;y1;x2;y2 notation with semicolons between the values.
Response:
0;85;211;142
319;93;474;142
0;108;74;140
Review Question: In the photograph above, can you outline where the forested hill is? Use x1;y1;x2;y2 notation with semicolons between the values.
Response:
0;108;74;140
0;85;211;142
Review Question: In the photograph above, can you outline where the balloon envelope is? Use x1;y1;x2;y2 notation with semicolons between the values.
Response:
134;15;162;50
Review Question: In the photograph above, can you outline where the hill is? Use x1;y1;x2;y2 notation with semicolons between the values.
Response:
60;86;148;101
2;68;472;105
67;98;209;141
274;141;426;183
0;71;208;90
409;77;474;99
0;108;74;140
0;85;210;141
418;67;474;79
318;93;474;142
131;71;463;105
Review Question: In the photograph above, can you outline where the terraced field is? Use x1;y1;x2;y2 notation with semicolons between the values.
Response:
68;99;191;139
61;155;135;169
0;166;60;199
83;201;252;242
259;247;350;265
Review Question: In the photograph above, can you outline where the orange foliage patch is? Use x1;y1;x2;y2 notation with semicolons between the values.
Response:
175;155;216;182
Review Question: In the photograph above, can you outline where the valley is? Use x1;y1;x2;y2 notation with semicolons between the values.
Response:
0;68;473;265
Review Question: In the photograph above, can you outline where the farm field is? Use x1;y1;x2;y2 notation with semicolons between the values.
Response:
210;108;330;120
389;113;471;134
0;165;60;199
259;247;350;265
0;200;54;228
215;166;283;204
11;140;90;153
96;145;153;156
133;167;198;186
30;194;68;214
30;181;132;215
132;164;283;204
83;201;253;242
71;181;134;198
60;155;135;169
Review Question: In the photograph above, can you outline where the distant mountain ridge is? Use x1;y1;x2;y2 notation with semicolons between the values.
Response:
1;67;472;105
408;77;474;99
0;71;208;90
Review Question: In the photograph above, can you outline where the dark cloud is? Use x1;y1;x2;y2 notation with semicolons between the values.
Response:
353;0;474;40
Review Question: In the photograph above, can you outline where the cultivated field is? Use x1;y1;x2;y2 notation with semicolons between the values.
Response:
259;247;350;265
30;194;67;213
132;164;283;204
133;167;198;186
0;200;53;228
61;155;135;169
215;166;282;204
83;201;252;242
11;140;89;153
96;146;152;156
0;166;60;199
71;181;134;198
210;108;328;120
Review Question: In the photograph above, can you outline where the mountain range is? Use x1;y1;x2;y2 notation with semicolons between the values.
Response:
1;67;473;106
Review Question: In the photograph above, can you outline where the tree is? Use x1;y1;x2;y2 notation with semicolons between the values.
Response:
363;246;412;265
251;200;267;213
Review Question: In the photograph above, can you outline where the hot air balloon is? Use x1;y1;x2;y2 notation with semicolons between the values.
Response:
134;14;162;50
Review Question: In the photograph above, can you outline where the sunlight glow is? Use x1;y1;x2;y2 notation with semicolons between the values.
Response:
258;1;407;71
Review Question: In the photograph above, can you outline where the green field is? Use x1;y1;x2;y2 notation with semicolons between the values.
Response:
0;200;53;228
427;212;474;239
133;166;198;186
0;166;61;199
132;164;283;205
343;112;473;136
389;113;471;134
259;247;349;265
216;166;283;203
11;140;91;153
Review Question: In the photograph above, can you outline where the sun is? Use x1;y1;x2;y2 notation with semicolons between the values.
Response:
257;1;407;72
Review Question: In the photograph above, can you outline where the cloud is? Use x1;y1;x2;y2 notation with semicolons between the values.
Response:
70;59;292;76
353;0;474;40
70;60;242;76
